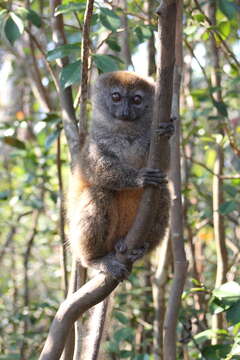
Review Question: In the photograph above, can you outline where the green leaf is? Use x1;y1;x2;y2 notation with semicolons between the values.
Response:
60;60;81;88
193;14;205;22
193;329;215;344
47;44;80;61
141;26;152;39
106;38;121;52
213;100;228;117
119;350;133;358
2;136;26;149
55;2;86;16
99;7;121;31
219;200;238;215
184;25;198;35
202;344;232;360
114;311;129;325
45;129;60;149
191;89;209;101
218;21;231;40
135;26;143;42
114;327;134;343
92;54;119;73
27;9;42;28
4;13;24;44
226;300;240;325
218;0;237;19
213;282;240;300
0;190;10;200
224;184;238;197
209;296;231;314
16;7;42;28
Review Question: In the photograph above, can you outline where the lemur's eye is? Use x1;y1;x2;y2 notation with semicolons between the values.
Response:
132;95;142;105
111;92;121;102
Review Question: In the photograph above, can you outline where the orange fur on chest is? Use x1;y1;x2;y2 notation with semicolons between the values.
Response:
68;169;143;252
114;189;143;238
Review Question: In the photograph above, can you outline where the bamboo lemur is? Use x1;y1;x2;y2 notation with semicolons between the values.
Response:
67;71;173;280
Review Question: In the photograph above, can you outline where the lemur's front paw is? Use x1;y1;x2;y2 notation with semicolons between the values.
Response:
115;239;149;263
100;253;130;281
155;119;175;138
126;243;150;262
137;168;168;187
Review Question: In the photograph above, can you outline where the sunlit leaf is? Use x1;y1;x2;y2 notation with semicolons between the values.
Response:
218;21;231;39
213;282;240;300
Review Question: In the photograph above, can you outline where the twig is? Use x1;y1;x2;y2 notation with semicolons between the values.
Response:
0;211;32;264
193;0;240;69
25;29;61;93
185;39;240;157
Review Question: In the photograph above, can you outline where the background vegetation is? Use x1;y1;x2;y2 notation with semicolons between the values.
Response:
0;0;239;359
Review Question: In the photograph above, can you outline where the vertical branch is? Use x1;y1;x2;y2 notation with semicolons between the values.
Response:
57;130;68;296
152;235;170;360
52;1;94;358
20;211;40;360
117;0;132;68
25;0;53;112
163;1;188;359
50;0;80;165
208;0;228;339
79;0;94;143
118;0;178;252
147;0;156;76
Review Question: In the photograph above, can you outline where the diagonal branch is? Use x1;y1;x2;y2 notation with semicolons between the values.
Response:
39;273;118;360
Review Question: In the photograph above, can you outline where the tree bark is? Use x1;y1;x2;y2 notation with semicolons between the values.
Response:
208;0;228;340
163;1;188;359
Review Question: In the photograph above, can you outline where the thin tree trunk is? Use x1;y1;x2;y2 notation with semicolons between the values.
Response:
152;234;170;360
208;0;228;340
163;1;188;359
57;131;68;297
20;211;40;360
